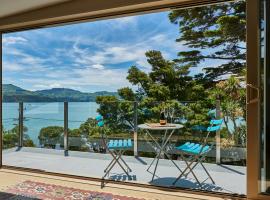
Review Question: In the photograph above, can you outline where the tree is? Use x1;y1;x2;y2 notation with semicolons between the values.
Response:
127;51;195;101
38;126;63;147
79;118;103;137
3;125;34;149
169;1;246;80
10;124;28;133
96;95;135;135
96;50;212;136
93;2;246;150
209;76;246;146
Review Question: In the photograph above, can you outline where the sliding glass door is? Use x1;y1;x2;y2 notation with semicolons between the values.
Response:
247;0;270;198
260;0;270;195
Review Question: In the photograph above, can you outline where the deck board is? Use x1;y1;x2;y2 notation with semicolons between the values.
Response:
3;147;246;195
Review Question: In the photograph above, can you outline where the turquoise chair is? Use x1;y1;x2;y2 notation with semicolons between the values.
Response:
173;119;223;187
96;115;133;184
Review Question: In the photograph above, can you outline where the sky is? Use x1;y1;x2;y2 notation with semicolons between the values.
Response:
2;10;224;93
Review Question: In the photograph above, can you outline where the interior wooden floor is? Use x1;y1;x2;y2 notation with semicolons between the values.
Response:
0;168;244;200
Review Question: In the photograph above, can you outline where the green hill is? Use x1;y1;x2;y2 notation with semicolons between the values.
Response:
3;84;118;102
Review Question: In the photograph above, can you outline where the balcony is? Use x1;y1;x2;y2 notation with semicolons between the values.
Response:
2;101;247;195
3;147;246;194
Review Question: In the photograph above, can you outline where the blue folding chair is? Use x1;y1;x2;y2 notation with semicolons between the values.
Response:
173;119;223;187
96;115;133;183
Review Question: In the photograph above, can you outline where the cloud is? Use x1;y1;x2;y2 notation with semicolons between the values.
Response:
2;10;197;92
67;31;187;73
91;64;104;70
3;36;27;45
105;15;137;29
3;46;51;73
21;66;131;92
3;61;23;72
88;46;146;65
65;32;182;70
115;16;137;24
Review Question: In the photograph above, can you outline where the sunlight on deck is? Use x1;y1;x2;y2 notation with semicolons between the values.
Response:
3;147;246;195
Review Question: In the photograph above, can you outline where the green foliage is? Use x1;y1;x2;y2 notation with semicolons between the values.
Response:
69;128;82;137
209;76;246;146
3;132;18;149
79;118;104;137
23;134;35;147
96;96;134;134
169;1;246;80
38;126;63;147
3;125;35;149
10;124;28;133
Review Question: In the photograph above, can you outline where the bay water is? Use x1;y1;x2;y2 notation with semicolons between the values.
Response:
3;102;99;145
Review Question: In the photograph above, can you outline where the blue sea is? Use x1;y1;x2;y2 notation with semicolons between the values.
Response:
3;102;99;145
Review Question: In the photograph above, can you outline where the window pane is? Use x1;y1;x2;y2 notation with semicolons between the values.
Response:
260;0;270;194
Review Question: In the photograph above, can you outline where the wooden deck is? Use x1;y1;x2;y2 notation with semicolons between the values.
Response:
3;147;246;195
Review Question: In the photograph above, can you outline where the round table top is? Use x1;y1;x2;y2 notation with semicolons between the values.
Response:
138;123;183;130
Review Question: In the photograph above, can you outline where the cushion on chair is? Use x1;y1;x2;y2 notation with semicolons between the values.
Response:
176;142;211;155
176;142;194;150
108;139;133;149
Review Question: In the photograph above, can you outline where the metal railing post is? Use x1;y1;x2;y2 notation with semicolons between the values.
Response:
134;101;138;156
64;102;68;155
18;102;23;148
216;97;221;164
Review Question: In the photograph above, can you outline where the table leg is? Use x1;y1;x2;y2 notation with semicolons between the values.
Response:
145;130;163;171
150;130;168;181
142;128;183;181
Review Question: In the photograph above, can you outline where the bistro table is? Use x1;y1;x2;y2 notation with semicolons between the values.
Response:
138;123;183;181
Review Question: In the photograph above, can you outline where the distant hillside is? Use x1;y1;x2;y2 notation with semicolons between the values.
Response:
3;84;118;102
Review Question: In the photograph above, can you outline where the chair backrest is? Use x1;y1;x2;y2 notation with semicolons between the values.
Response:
96;115;105;129
199;119;223;154
210;119;223;125
95;115;108;149
207;125;221;132
206;119;223;136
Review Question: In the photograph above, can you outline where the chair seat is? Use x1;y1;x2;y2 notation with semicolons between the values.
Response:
108;139;133;149
175;142;211;155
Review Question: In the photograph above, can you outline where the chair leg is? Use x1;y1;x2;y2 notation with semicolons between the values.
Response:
174;155;202;187
178;154;215;187
199;161;215;184
184;159;202;187
101;178;105;188
169;158;183;174
173;160;193;185
104;150;121;173
115;151;132;179
105;150;131;173
103;157;118;179
119;154;132;172
184;158;199;177
104;155;116;173
180;153;196;176
103;150;131;180
188;155;215;185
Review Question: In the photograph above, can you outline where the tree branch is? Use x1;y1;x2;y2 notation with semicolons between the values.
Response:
201;55;244;60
